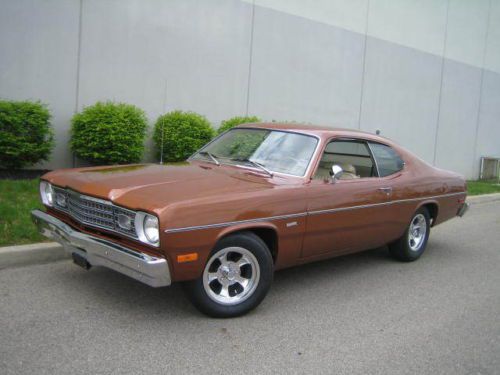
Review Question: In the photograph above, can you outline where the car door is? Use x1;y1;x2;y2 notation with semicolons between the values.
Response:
301;138;399;259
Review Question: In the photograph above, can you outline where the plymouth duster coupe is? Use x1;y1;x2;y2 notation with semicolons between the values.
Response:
32;123;468;317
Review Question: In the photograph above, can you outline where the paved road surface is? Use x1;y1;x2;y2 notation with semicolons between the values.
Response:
1;200;499;374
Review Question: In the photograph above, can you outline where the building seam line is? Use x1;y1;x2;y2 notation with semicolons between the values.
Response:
432;0;451;166
245;0;256;116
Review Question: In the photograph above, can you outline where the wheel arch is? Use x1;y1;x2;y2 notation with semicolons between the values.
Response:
416;200;439;226
215;223;279;263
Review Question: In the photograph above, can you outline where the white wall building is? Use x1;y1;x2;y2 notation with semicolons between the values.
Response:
1;0;499;178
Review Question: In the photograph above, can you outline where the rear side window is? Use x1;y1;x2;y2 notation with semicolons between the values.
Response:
369;142;404;177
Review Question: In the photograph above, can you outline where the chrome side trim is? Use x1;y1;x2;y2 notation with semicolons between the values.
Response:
164;212;307;234
308;191;465;216
164;192;465;234
32;210;170;287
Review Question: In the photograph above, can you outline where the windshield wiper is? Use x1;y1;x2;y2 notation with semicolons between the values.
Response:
232;158;273;177
198;151;220;166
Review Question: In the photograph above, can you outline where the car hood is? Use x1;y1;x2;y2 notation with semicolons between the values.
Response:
42;163;278;214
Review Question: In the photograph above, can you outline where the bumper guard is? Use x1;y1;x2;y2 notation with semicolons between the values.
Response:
457;202;469;217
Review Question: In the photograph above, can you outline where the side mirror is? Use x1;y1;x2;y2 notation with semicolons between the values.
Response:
330;164;343;181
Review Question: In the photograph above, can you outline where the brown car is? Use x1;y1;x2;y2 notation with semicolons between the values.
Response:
32;123;468;317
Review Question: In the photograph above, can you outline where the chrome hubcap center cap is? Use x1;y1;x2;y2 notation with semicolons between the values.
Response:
219;263;239;282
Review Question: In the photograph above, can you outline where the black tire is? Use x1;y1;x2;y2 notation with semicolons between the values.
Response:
184;231;274;318
389;207;431;262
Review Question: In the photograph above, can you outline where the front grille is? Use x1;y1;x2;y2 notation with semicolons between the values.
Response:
53;187;137;239
67;190;115;228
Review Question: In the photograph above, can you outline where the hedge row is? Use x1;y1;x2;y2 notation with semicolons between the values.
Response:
0;99;260;168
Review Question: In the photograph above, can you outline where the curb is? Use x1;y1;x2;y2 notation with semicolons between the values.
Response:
1;192;499;270
0;242;68;270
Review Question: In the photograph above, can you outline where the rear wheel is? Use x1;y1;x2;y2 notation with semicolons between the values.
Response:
184;232;273;318
389;207;430;262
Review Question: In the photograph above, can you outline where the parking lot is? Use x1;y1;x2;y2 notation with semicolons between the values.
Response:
1;199;499;375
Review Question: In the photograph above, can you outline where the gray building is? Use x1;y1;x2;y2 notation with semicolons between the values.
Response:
1;0;499;178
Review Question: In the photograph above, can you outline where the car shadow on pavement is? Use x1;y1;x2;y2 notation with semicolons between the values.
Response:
54;241;449;318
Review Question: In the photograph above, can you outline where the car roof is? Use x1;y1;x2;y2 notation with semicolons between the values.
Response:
236;122;393;144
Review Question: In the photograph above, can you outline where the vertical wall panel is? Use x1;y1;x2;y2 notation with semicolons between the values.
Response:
78;0;252;124
248;6;365;127
77;0;253;162
434;61;482;177
475;0;500;176
434;0;489;177
0;0;80;169
367;0;448;56
252;0;369;34
484;0;500;74
444;0;489;68
474;71;500;177
359;38;442;163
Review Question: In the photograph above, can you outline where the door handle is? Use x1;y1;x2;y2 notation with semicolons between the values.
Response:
378;187;392;195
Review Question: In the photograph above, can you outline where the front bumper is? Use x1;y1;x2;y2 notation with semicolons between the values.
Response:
31;210;171;287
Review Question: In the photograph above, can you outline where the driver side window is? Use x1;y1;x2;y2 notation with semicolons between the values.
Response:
313;140;376;180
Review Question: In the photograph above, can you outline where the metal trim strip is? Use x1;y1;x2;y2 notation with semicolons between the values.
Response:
165;212;307;234
164;191;465;234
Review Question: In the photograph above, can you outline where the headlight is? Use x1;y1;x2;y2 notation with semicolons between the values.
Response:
135;212;160;246
55;192;67;207
117;213;133;230
144;216;159;244
40;181;54;206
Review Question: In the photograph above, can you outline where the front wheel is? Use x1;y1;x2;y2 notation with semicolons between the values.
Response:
184;232;273;318
389;207;431;262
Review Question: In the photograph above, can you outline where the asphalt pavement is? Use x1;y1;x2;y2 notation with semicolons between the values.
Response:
1;200;499;375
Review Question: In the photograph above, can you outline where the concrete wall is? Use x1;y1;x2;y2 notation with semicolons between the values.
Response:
1;0;499;178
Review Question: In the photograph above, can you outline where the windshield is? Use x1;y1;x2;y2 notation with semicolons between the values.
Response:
191;128;318;177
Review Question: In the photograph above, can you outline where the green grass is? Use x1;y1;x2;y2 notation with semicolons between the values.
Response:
0;179;46;247
467;180;500;196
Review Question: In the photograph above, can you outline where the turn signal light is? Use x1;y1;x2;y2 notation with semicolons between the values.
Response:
177;253;199;263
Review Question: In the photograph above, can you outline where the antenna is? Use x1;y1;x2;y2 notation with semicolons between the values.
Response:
160;121;164;164
160;79;168;164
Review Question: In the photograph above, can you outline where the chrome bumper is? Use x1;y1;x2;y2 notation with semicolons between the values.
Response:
31;210;171;287
457;202;469;217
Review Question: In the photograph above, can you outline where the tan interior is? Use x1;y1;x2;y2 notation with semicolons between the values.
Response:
314;153;374;180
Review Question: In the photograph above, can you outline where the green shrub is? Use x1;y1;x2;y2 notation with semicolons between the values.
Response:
217;115;260;134
153;110;214;162
71;101;148;165
0;100;54;169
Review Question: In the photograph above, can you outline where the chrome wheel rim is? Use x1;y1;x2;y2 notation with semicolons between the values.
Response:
203;247;260;306
408;214;427;251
